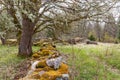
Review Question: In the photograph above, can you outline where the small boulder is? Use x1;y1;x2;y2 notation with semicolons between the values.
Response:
46;56;62;70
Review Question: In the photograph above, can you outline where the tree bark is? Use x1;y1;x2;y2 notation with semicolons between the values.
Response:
18;16;35;57
0;37;6;45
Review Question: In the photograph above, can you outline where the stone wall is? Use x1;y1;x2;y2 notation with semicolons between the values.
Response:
20;42;69;80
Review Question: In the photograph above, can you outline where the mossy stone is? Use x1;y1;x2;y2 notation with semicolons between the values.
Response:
36;60;47;68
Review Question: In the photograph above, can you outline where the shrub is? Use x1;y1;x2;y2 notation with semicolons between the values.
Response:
88;34;96;41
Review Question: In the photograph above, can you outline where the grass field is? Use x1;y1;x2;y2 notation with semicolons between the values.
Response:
58;43;120;80
0;43;120;80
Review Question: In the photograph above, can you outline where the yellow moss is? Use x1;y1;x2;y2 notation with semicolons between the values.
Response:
38;63;68;80
41;43;56;51
43;66;54;71
40;77;47;80
46;46;56;51
57;63;69;74
34;68;43;72
34;66;53;72
49;52;60;59
39;50;49;56
36;60;47;68
32;42;58;58
21;61;69;80
22;42;69;80
43;50;53;54
31;61;68;80
32;53;40;58
28;72;41;79
41;71;61;80
39;57;48;61
37;49;54;57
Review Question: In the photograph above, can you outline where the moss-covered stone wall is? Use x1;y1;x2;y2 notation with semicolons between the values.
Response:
19;42;69;80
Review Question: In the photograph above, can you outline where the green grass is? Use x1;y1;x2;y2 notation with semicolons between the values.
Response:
57;43;120;80
0;44;120;80
0;45;25;65
0;45;40;80
0;45;25;80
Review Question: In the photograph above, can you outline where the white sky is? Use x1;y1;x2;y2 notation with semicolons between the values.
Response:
111;2;120;21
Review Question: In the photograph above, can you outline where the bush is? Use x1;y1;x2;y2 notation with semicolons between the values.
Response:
88;35;96;41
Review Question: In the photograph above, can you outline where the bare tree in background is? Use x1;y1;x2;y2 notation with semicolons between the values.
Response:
0;0;118;57
94;21;103;41
103;13;117;41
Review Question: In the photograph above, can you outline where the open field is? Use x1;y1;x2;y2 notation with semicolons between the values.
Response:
0;43;120;80
58;43;120;80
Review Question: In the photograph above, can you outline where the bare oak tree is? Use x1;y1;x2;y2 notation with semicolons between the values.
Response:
0;0;118;57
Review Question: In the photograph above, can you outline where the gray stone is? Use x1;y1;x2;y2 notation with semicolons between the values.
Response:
46;56;62;69
27;61;39;75
56;77;63;80
55;74;69;80
62;74;69;80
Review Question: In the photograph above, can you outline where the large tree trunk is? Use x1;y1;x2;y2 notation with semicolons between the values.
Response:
18;17;35;57
0;37;6;45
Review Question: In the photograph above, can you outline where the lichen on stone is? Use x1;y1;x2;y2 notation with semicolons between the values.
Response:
46;56;62;70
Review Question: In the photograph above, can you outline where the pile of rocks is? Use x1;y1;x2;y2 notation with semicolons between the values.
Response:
20;43;69;80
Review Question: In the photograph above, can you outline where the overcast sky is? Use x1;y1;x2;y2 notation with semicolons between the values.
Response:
110;2;120;21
